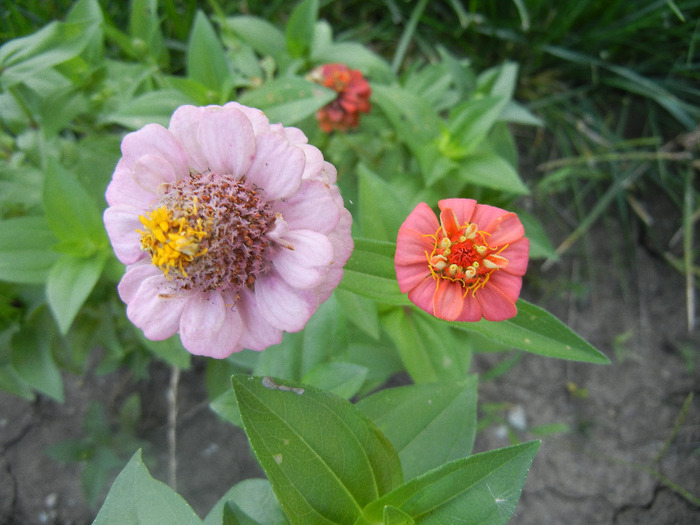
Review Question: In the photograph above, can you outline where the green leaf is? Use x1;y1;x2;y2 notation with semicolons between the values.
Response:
187;11;230;95
11;306;63;402
381;309;471;383
357;441;540;525
204;479;288;525
232;375;403;524
46;252;107;334
239;77;335;125
225;16;287;64
357;164;410;242
476;62;519;99
517;210;557;260
339;238;408;306
357;378;478;480
210;389;242;427
302;361;368;399
371;84;441;154
138;332;191;369
334;289;381;340
451;300;610;364
93;450;202;525
0;216;60;284
0;365;35;400
286;0;318;58
453;152;529;194
0;11;95;89
129;0;166;65
383;506;414;525
43;157;106;251
445;96;509;158
101;89;196;129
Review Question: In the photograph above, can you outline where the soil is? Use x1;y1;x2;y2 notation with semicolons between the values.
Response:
1;193;698;524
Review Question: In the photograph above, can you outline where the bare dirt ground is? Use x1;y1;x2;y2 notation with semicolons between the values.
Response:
1;191;698;524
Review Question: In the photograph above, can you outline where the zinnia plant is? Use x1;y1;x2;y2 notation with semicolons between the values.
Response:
310;63;371;132
395;198;529;322
103;102;353;358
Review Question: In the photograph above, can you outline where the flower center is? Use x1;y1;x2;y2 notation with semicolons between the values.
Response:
427;218;508;294
138;172;275;294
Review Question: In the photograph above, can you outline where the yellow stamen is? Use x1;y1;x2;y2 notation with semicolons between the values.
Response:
138;205;209;277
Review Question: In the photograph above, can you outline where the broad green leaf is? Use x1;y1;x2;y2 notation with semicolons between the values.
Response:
302;361;368;399
0;365;35;400
381;309;471;383
47;252;107;334
452;300;610;363
357;164;410;241
371;84;441;154
210;389;242;427
0;216;60;284
138;332;191;370
300;294;347;374
239;77;335;125
358;378;477;480
129;0;166;65
187;11;231;95
11;306;63;402
453;152;529;194
43;158;106;250
383;506;414;525
335;289;380;340
517;210;557;260
101;88;197;129
225;16;287;63
286;0;318;58
204;479;288;525
445;96;509;158
232;375;402;525
339;238;408;306
357;441;540;525
476;62;519;99
0;12;95;88
93;450;202;525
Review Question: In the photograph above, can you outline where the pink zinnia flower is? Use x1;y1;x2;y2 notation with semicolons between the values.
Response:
310;63;371;132
103;103;353;358
395;199;529;322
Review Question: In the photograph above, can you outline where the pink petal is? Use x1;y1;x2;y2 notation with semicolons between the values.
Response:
272;180;340;234
122;272;187;340
432;279;464;321
118;261;161;303
223;102;271;135
168;105;209;173
484;212;525;246
395;229;434;265
407;275;439;316
400;203;440;237
105;159;157;208
396;262;431;293
103;205;147;265
487;270;523;304
438;199;477;224
255;274;318;332
455;292;482;322
330;207;354;268
439;207;460;237
470;203;508;231
272;230;333;289
132;154;180;194
246;131;304;200
198;106;256;177
236;288;284;351
120;123;189;177
501;238;529;276
476;282;518;321
315;266;345;304
179;291;244;358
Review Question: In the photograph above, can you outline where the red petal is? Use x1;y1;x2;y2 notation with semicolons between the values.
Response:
433;279;464;321
485;212;525;246
438;198;477;224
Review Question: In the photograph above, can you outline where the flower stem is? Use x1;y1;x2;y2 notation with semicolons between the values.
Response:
167;364;180;490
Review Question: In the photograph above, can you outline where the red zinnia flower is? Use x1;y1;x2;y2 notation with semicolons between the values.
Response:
311;63;371;132
395;199;529;322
